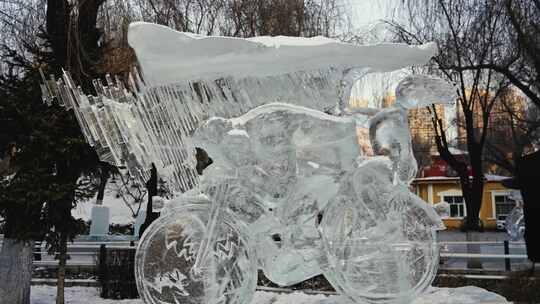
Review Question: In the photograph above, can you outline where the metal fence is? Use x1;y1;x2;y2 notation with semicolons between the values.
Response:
0;235;530;272
439;240;528;272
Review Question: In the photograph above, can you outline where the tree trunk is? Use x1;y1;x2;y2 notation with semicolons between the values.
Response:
56;234;68;304
466;231;483;269
96;162;110;205
0;238;34;304
139;163;159;238
46;0;105;92
465;150;484;269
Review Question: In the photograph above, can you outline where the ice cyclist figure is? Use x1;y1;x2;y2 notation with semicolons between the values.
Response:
135;74;455;304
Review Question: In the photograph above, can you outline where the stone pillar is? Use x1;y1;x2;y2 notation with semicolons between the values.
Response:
90;205;110;236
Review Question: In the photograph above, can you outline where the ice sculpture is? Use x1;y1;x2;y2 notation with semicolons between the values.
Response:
506;191;525;241
41;23;458;304
433;202;451;219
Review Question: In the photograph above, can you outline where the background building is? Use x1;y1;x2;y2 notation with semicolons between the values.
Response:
413;174;514;230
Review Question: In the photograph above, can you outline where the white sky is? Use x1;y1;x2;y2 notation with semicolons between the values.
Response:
349;0;398;28
347;0;403;105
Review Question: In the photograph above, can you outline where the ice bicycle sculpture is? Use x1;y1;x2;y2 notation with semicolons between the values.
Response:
41;23;457;304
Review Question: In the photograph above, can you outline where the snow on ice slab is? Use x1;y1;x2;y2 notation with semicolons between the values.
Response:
127;22;437;85
30;286;509;304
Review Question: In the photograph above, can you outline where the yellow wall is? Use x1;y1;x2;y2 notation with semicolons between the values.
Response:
413;179;511;230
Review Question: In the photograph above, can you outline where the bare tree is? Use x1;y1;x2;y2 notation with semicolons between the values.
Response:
501;0;540;107
483;88;540;174
411;134;434;173
109;168;147;220
429;0;540;108
89;0;349;84
0;1;45;55
46;0;104;93
95;0;346;39
387;0;510;235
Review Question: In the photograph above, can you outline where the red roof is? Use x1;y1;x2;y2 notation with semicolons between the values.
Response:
422;156;472;178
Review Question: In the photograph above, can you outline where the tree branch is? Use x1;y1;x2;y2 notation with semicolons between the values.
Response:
441;63;540;107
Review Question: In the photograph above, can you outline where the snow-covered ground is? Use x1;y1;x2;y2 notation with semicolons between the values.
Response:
29;287;329;304
32;286;137;304
31;286;508;304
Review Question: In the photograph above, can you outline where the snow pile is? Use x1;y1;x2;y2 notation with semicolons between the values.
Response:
415;286;508;304
31;286;136;304
30;286;509;304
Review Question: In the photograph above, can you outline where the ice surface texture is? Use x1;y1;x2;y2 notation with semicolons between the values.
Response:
41;23;459;304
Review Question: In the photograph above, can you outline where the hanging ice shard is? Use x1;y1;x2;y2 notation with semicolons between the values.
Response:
41;22;466;304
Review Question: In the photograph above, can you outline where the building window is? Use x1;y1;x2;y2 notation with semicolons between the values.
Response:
443;195;466;218
494;194;515;220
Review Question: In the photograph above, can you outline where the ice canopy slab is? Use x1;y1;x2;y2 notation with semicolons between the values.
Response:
41;22;447;192
128;22;437;86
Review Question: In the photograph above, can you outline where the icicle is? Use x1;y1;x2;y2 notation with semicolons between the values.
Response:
40;64;398;193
